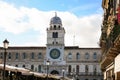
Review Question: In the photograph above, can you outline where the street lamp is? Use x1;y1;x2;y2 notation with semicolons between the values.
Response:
3;39;9;80
62;68;65;80
46;60;50;80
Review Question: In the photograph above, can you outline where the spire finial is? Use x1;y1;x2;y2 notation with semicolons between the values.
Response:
55;12;57;17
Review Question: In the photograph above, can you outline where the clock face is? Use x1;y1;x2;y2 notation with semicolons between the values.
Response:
50;49;60;59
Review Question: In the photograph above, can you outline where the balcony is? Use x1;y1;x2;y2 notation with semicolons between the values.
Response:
100;24;120;70
66;72;103;76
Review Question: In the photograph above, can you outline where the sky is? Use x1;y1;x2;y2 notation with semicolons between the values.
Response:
0;0;103;47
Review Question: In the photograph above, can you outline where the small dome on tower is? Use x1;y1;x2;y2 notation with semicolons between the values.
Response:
50;12;62;25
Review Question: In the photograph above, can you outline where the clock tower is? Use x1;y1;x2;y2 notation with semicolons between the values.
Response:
45;13;66;75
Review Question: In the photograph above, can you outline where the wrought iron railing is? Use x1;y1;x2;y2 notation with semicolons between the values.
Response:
66;72;103;76
104;24;120;54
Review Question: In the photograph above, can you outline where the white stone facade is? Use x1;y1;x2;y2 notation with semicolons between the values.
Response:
0;47;103;80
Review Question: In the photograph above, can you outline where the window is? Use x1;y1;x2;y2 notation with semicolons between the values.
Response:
53;41;58;44
31;65;34;71
22;52;26;59
93;52;97;59
38;65;41;72
52;32;58;38
15;53;19;60
38;52;42;59
85;65;88;73
76;53;80;60
23;65;25;68
68;65;71;73
68;53;72;59
55;32;58;38
8;52;11;59
93;65;97;74
85;52;89;59
15;65;18;67
58;25;60;29
54;25;56;30
31;52;34;59
52;42;54;44
0;53;3;59
50;26;52;29
76;65;79;74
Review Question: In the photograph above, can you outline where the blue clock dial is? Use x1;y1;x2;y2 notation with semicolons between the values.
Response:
50;49;60;59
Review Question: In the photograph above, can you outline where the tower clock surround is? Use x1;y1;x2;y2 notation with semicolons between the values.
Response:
50;48;61;59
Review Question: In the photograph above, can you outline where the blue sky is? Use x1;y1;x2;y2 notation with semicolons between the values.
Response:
4;0;102;16
0;0;103;47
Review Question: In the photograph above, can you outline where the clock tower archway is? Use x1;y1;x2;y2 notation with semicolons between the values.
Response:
51;70;59;75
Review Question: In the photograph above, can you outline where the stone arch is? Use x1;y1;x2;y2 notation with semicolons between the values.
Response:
50;70;59;75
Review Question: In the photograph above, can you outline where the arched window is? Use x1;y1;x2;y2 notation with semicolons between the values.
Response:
76;53;80;60
85;52;89;59
55;32;58;38
38;65;41;72
58;25;61;29
76;65;79;74
68;65;71;73
93;52;97;59
22;52;26;59
38;52;42;59
23;65;25;68
15;53;19;60
31;52;34;59
15;65;18;67
31;65;34;71
68;53;72;59
54;25;56;30
8;52;11;59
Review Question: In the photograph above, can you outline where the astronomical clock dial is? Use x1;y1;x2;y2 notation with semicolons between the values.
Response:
50;49;60;59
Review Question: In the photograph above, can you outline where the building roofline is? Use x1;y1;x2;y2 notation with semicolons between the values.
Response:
0;46;46;50
65;46;100;49
0;46;100;50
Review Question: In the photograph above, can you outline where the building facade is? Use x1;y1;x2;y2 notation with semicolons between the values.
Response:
0;14;103;80
100;0;120;80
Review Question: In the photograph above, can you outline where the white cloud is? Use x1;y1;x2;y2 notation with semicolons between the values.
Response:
0;1;102;47
62;13;102;47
